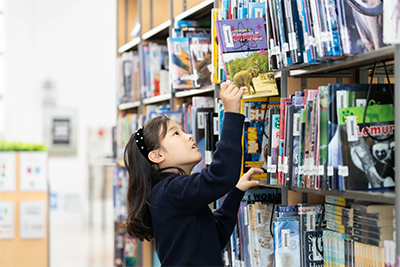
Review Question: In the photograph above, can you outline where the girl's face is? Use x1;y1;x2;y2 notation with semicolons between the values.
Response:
158;120;202;174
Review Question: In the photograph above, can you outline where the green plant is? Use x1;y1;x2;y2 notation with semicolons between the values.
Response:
0;140;47;151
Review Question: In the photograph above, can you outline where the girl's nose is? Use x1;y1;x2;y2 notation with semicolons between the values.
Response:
188;134;193;141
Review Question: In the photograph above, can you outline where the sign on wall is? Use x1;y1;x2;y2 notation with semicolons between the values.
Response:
19;201;47;239
0;152;16;192
43;107;78;155
19;152;48;192
0;201;15;239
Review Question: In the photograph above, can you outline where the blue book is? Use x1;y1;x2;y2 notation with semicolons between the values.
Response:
273;219;301;267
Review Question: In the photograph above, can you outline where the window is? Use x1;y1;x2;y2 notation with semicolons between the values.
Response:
0;0;5;135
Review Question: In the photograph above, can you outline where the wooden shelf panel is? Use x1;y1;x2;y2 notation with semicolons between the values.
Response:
174;86;214;98
118;37;140;54
118;101;141;110
289;186;395;204
142;93;172;104
174;0;214;22
274;46;394;78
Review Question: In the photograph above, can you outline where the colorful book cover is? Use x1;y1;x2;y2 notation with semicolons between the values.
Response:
337;104;395;190
215;17;279;97
303;231;324;267
187;33;212;88
241;97;281;183
248;203;275;267
269;113;280;185
273;219;301;267
167;37;193;90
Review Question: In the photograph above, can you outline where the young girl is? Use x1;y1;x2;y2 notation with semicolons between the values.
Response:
124;82;263;266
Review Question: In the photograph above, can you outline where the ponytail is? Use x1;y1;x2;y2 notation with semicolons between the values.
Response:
124;116;171;241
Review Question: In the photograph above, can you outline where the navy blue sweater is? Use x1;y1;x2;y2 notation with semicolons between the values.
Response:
148;112;245;267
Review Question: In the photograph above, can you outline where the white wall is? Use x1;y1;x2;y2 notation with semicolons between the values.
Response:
4;0;117;225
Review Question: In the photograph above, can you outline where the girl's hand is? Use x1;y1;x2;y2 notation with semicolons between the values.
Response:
220;81;244;113
236;168;263;192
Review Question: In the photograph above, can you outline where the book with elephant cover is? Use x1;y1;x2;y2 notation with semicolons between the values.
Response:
215;17;279;98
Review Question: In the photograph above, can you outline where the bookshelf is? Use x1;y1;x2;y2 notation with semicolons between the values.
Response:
116;0;400;265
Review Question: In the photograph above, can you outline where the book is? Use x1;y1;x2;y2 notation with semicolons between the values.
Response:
238;201;251;267
326;220;353;235
241;97;281;183
186;33;212;88
167;37;193;90
303;231;324;267
325;212;353;227
248;203;275;267
192;107;214;172
325;195;349;207
354;215;394;227
283;103;295;186
353;221;395;234
325;203;354;218
273;219;301;267
277;98;291;185
352;228;394;241
204;112;218;167
297;109;307;187
352;235;384;247
350;202;394;214
337;103;395;190
291;95;305;187
215;17;279;97
268;113;280;185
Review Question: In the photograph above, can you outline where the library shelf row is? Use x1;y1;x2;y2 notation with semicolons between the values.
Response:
118;87;215;111
274;46;395;79
118;0;214;54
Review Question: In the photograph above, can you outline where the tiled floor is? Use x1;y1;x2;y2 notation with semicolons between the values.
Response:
49;199;114;267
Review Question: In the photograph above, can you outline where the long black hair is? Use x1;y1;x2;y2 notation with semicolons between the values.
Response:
124;115;185;241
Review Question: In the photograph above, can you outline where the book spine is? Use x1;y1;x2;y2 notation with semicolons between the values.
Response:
325;212;353;227
325;204;354;218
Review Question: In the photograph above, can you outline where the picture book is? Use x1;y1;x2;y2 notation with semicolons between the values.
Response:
248;203;275;267
273;219;301;267
215;17;279;97
167;37;193;90
337;104;395;190
187;33;212;88
241;97;281;183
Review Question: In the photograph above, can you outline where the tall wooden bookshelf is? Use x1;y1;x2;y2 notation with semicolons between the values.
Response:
116;0;399;265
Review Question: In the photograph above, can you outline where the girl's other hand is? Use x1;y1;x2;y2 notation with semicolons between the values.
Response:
236;168;263;192
220;81;244;113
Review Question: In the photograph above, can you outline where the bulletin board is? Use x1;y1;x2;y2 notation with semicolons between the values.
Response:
0;152;49;267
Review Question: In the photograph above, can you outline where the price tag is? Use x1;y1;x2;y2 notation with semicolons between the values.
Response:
346;116;358;142
223;24;234;48
327;166;334;176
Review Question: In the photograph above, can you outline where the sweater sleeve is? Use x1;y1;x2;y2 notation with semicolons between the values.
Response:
162;112;245;212
213;187;245;250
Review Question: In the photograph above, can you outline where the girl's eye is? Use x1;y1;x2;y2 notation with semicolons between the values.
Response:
173;131;179;136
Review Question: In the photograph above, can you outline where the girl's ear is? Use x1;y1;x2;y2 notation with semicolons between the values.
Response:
148;149;164;164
